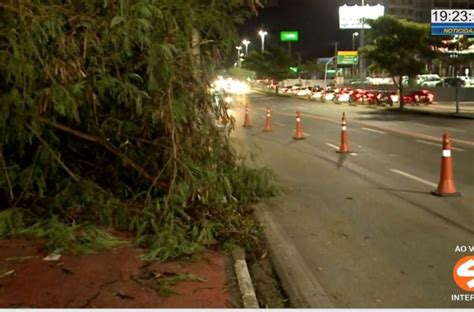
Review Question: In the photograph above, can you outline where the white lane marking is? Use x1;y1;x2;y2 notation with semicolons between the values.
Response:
362;127;387;134
389;169;437;188
275;122;286;127
303;132;310;137
350;152;358;156
416;140;465;152
326;143;339;150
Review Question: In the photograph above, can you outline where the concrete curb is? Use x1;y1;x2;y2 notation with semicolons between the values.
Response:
232;247;259;308
254;203;334;308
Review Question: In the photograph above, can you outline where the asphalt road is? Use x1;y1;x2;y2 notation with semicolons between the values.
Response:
231;91;474;308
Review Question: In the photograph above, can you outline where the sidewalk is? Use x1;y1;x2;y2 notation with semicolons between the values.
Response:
0;235;238;308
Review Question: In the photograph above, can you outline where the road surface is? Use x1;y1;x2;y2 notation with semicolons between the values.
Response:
231;91;474;308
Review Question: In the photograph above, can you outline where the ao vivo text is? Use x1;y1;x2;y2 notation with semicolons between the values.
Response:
455;245;474;253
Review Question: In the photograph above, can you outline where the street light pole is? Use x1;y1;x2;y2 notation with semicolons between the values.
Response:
236;46;242;68
324;56;336;89
359;0;365;79
352;32;359;51
352;32;359;77
242;39;250;55
258;30;268;52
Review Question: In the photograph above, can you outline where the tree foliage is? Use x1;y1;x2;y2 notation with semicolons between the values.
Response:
0;0;276;260
361;16;434;107
242;47;292;80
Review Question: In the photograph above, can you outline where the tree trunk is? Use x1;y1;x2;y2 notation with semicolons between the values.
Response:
399;76;405;109
392;76;404;109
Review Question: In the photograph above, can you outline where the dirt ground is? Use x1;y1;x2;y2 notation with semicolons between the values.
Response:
0;235;235;308
249;256;289;308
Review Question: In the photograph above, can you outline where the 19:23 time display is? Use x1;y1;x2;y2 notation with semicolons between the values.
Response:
431;10;473;23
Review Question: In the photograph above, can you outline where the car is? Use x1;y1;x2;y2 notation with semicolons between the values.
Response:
334;88;353;104
417;74;441;86
295;87;312;97
309;87;324;101
370;90;398;106
321;88;336;102
419;76;442;87
404;90;434;105
437;77;465;88
347;89;367;104
458;76;473;87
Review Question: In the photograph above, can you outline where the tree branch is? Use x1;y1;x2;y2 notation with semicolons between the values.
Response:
37;117;157;183
28;125;80;182
0;152;14;202
0;2;34;18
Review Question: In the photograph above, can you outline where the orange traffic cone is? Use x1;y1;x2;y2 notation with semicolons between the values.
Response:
263;108;272;132
293;111;304;140
242;105;252;128
337;112;350;153
431;133;461;197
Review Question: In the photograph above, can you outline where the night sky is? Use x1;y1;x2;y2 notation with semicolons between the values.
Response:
239;0;358;60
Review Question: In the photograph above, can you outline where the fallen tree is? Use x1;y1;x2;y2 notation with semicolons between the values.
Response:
0;0;276;260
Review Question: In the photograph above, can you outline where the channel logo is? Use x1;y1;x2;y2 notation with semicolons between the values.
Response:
453;255;474;292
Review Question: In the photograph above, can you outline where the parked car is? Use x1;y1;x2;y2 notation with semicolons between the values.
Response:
404;90;434;105
309;87;324;101
417;74;441;85
375;90;399;106
334;88;353;104
419;76;442;87
321;88;336;102
437;77;465;88
348;89;367;103
458;76;474;87
295;87;312;97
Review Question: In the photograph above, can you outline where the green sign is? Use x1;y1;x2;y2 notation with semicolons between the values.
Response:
337;51;358;65
280;31;299;42
337;55;358;65
289;66;299;73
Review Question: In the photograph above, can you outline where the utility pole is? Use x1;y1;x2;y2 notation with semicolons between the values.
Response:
334;41;339;80
359;0;365;79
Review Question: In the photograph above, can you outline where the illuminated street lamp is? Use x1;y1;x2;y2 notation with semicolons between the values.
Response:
352;32;359;51
258;30;268;52
236;46;243;67
242;39;251;55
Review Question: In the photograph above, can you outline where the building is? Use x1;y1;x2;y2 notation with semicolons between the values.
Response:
338;0;473;22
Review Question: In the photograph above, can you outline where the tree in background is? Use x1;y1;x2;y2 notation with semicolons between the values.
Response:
242;47;292;81
361;16;434;108
0;0;276;260
299;60;326;79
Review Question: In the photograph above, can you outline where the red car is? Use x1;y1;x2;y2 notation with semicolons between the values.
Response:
348;89;367;103
403;90;434;105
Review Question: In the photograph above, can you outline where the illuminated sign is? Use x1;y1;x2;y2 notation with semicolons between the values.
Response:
339;5;385;29
337;51;358;65
280;31;299;42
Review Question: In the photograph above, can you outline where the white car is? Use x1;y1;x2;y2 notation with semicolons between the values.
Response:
310;90;323;101
296;87;312;97
417;74;441;87
458;76;474;87
419;76;442;87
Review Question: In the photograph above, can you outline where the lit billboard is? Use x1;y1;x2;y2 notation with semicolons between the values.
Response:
280;31;299;42
339;5;385;29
